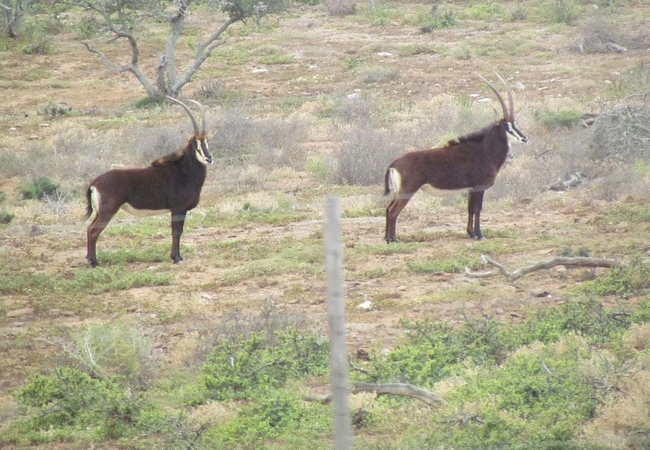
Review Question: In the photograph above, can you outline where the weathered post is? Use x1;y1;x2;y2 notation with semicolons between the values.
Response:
324;196;352;449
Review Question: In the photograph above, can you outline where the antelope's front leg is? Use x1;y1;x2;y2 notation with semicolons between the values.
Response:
170;211;187;263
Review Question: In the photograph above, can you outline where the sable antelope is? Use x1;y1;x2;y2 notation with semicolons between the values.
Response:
384;73;528;243
85;97;213;268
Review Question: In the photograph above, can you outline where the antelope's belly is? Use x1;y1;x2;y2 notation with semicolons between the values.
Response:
121;204;170;217
421;185;469;197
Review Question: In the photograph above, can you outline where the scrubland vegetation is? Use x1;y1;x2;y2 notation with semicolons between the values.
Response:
1;0;650;448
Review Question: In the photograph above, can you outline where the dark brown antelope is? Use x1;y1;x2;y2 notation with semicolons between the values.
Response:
85;97;213;267
384;73;528;243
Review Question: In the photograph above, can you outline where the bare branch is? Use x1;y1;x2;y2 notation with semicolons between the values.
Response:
466;255;620;282
305;382;445;407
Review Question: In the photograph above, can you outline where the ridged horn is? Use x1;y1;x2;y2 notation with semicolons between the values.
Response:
476;73;509;121
166;96;201;135
494;72;515;121
186;99;207;135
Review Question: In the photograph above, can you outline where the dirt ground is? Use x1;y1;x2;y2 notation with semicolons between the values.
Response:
1;0;649;426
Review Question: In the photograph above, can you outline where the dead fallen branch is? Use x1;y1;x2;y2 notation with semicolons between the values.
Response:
305;382;445;407
465;255;619;281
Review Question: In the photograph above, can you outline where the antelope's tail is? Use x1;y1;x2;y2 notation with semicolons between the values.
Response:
384;167;401;199
84;187;93;220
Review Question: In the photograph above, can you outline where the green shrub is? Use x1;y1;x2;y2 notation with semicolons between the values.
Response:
202;328;329;401
407;255;478;274
576;255;650;297
19;177;60;200
545;0;579;24
135;95;166;109
65;322;154;387
418;4;457;33
0;191;6;203
212;390;321;446
437;336;597;447
10;367;151;443
0;210;14;224
535;109;583;129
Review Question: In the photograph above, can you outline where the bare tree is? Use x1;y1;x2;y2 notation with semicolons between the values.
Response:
1;0;34;38
75;0;291;99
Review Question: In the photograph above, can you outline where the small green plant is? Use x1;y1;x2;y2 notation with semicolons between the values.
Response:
75;16;102;40
576;255;650;296
134;95;166;109
418;4;457;33
19;177;60;200
461;3;503;21
511;0;528;21
21;36;53;55
535;109;583;129
545;0;578;24
10;367;152;443
0;210;14;224
407;255;478;274
202;327;329;401
0;191;6;203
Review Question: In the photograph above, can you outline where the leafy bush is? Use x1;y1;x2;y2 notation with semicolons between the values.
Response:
134;95;166;109
0;210;14;224
535;109;583;129
10;367;151;443
19;177;60;200
418;4;457;33
202;327;329;401
210;390;329;447
545;0;579;24
366;298;633;389
436;336;597;448
576;255;650;296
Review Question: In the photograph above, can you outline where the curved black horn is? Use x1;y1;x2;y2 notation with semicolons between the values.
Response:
494;72;515;121
187;99;207;135
166;96;201;135
476;74;509;121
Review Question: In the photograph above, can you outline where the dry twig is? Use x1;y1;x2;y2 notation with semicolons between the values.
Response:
305;382;445;407
465;255;619;281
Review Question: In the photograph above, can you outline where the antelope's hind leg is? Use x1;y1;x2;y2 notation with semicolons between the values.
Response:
86;189;120;268
385;196;411;243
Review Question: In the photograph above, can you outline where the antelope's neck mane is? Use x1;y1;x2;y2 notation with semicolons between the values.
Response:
446;122;500;147
150;138;194;167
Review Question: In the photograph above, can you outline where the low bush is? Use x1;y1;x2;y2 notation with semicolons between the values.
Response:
0;210;14;224
19;177;60;200
535;109;583;129
8;367;153;443
203;327;329;401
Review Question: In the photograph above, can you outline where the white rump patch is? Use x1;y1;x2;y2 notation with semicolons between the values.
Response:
388;168;402;196
121;203;170;217
89;186;100;218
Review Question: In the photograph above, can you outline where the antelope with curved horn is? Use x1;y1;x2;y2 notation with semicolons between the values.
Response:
85;97;213;267
384;73;527;243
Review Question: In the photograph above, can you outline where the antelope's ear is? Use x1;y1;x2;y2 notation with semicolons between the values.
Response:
207;126;219;141
493;108;499;120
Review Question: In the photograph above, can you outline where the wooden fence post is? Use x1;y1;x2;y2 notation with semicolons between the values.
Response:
324;196;352;449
